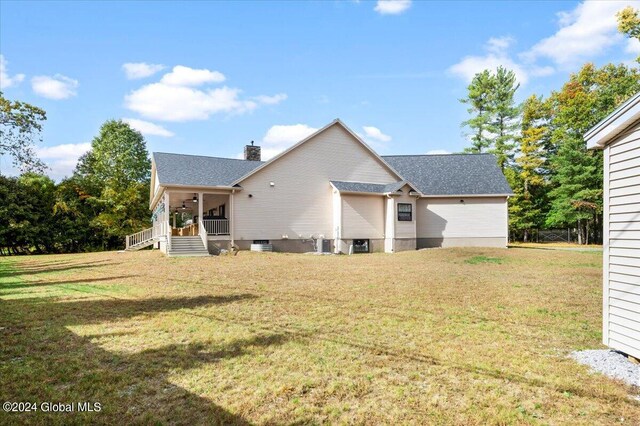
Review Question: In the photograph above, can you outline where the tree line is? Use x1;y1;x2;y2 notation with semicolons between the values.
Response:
1;7;639;253
0;99;151;254
459;7;640;244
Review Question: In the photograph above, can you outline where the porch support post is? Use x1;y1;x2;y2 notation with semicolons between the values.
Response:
230;190;235;246
164;191;171;236
198;192;204;233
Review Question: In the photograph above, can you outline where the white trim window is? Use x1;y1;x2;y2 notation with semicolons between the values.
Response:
397;203;412;221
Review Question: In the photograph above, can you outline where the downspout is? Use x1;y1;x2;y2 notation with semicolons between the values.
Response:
384;193;394;253
505;195;510;247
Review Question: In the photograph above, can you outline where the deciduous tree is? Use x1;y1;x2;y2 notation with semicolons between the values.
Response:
508;95;550;242
546;63;640;244
74;120;151;248
0;93;47;173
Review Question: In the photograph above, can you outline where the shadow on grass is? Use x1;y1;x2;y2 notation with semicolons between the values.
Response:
0;291;271;425
0;260;119;278
0;275;139;291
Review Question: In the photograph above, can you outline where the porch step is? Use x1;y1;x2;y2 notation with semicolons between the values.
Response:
168;236;209;257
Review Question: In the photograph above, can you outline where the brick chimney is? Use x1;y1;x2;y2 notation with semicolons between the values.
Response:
244;141;261;161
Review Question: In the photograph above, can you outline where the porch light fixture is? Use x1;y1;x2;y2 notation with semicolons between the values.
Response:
181;202;186;210
192;194;197;203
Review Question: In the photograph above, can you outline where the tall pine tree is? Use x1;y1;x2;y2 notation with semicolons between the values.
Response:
489;67;520;171
460;67;520;171
461;70;495;153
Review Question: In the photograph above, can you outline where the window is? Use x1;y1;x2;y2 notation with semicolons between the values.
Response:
253;240;269;244
353;239;369;253
397;203;412;221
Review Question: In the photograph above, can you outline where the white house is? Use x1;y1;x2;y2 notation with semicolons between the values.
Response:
127;119;513;256
585;93;640;360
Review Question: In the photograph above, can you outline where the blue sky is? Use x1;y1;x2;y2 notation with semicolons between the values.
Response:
1;0;638;179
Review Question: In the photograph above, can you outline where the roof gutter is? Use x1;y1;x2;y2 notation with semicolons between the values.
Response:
149;184;241;210
417;193;513;198
159;184;241;190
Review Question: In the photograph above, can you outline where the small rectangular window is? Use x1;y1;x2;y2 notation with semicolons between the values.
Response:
397;203;412;221
353;239;369;253
253;240;269;244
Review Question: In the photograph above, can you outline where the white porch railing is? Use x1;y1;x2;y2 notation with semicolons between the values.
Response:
126;228;152;249
202;219;230;235
198;219;208;248
126;222;166;250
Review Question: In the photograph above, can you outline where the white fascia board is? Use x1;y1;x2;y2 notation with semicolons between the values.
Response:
585;92;640;150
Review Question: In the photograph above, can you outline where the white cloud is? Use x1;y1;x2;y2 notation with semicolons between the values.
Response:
362;126;392;142
449;37;532;85
450;2;638;86
522;1;629;68
125;84;258;121
125;65;286;122
122;118;174;137
160;65;225;86
31;74;78;100
122;62;165;79
36;142;91;180
260;124;318;160
426;149;451;155
0;55;25;89
374;0;411;15
486;36;515;54
253;93;288;105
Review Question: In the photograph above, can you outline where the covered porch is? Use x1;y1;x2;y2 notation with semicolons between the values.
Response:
165;190;232;237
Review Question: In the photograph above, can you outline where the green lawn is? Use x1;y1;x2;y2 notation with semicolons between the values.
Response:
0;248;638;425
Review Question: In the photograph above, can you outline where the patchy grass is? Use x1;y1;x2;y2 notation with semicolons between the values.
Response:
510;242;603;250
0;248;637;425
464;255;504;265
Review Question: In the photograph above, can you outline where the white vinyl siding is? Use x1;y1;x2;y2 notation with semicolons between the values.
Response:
603;121;640;359
394;186;417;239
341;194;384;239
416;197;508;240
233;123;398;241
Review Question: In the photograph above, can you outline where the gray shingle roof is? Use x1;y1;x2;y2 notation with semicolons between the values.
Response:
330;180;406;194
153;152;263;187
382;154;513;196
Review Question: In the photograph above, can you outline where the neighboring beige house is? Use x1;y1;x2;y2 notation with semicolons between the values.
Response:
586;93;640;360
127;119;512;256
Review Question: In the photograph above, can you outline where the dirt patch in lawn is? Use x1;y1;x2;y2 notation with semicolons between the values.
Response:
0;247;637;425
